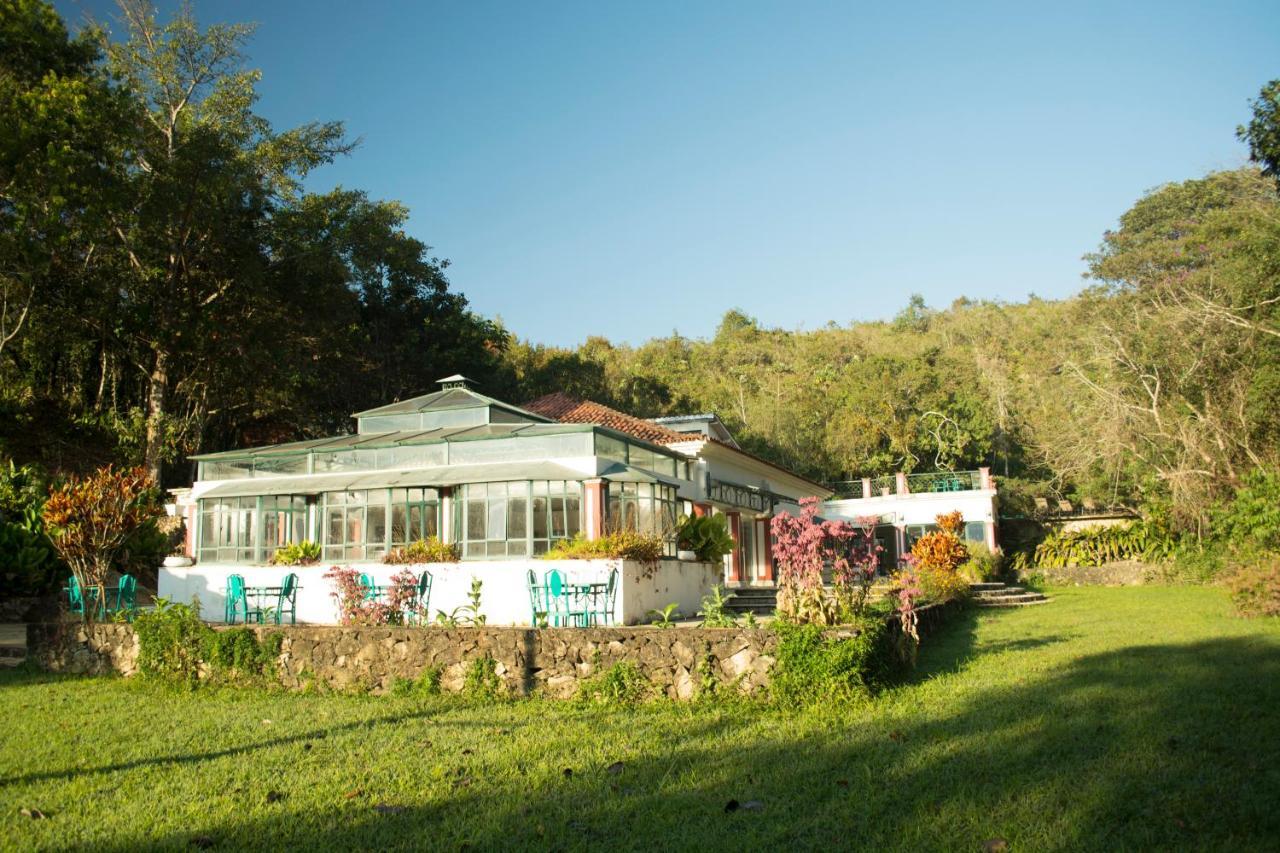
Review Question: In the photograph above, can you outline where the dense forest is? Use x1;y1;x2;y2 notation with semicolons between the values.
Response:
3;0;1280;539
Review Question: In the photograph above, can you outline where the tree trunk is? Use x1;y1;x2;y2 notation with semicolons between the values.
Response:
144;347;169;484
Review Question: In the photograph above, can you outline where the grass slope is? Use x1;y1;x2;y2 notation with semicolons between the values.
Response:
2;586;1279;851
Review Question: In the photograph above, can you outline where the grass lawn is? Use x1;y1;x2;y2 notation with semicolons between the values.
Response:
3;586;1279;851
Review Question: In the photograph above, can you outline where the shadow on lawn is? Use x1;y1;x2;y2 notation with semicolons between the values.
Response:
88;629;1280;852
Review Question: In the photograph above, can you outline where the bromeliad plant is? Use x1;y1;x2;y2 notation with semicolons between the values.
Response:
383;536;459;564
676;514;735;562
41;466;161;624
268;540;321;566
770;497;881;625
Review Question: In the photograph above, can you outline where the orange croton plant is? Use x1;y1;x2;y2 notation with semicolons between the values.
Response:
41;466;161;622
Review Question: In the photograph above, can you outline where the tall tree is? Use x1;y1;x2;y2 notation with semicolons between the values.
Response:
1239;80;1280;188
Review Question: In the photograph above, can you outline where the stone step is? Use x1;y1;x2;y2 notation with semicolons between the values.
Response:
975;586;1028;598
976;593;1049;607
969;582;1008;591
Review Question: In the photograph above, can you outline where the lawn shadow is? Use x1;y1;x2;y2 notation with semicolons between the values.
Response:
92;635;1280;851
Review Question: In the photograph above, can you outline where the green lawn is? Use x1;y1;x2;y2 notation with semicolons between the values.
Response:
3;586;1280;851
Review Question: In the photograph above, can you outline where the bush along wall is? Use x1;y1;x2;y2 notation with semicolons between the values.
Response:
29;602;966;702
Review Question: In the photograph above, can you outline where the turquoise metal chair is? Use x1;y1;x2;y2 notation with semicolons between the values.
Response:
274;573;299;625
113;574;138;620
410;570;433;625
547;570;588;627
359;572;379;601
589;568;619;626
225;574;247;623
526;569;545;625
66;576;86;617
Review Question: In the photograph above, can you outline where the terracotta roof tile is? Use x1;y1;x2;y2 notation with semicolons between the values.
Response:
523;392;689;445
523;392;832;495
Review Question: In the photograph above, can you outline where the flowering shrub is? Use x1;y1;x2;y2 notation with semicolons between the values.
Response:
324;565;422;626
383;536;459;564
891;567;924;664
770;497;881;624
910;511;971;603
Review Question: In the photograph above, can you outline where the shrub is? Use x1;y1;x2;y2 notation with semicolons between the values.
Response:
0;460;62;598
390;666;442;697
543;530;665;562
383;536;459;564
676;514;734;562
41;466;161;622
268;540;321;566
1222;554;1280;618
770;618;889;709
462;654;504;701
771;497;880;624
577;661;651;705
1213;469;1280;551
961;542;1004;582
324;565;422;625
698;584;739;627
133;597;282;687
911;511;971;603
1033;521;1174;568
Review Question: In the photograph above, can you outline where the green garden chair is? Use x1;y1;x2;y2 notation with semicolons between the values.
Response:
547;570;588;627
589;568;619;627
225;574;248;624
274;573;299;625
359;572;379;601
526;569;546;625
66;576;86;617
409;570;432;625
113;574;138;620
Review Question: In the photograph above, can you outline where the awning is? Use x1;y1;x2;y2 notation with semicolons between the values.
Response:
194;461;593;499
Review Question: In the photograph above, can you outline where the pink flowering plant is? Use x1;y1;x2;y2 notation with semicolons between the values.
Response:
324;565;423;626
770;497;882;625
891;562;924;664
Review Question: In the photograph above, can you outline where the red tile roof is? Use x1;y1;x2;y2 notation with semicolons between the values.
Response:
523;392;690;445
523;392;831;493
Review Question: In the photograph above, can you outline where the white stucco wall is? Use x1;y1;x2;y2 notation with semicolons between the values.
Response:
158;558;720;627
823;490;997;528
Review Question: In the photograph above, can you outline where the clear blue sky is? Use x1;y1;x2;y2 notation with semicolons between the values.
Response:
56;0;1280;347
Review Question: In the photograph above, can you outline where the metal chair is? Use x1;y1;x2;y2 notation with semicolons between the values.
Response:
589;568;619;626
410;569;433;625
225;574;247;623
275;573;299;625
527;569;545;625
113;574;137;620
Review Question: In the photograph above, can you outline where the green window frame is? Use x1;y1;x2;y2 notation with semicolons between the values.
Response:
459;481;582;560
606;482;678;555
390;487;441;547
198;494;309;563
261;495;309;561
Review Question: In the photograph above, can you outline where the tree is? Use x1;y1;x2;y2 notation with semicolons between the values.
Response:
41;466;160;623
1239;80;1280;188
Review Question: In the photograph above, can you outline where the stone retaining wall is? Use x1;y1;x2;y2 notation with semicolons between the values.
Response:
28;602;959;700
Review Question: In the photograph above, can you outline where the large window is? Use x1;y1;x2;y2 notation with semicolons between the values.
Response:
390;487;440;547
322;490;375;561
460;481;582;559
607;482;678;555
198;495;308;563
261;495;308;561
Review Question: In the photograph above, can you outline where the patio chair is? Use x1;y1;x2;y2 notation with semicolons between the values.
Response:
359;572;378;601
66;576;85;617
409;570;432;625
113;574;138;620
526;569;545;625
1082;497;1100;513
225;574;248;624
546;570;588;627
1033;497;1050;515
1057;499;1075;514
275;573;299;625
589;568;619;627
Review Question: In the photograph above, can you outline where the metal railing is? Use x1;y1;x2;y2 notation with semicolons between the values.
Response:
828;470;985;498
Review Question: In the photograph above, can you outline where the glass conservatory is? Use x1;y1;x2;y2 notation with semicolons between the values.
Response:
188;376;690;563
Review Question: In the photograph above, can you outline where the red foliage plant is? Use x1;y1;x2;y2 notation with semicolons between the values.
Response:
770;497;882;624
41;466;161;623
324;565;422;626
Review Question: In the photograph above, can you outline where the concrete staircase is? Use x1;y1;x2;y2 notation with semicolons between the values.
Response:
971;581;1049;608
724;586;778;616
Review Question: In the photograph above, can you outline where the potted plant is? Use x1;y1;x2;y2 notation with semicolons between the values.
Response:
676;514;734;563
